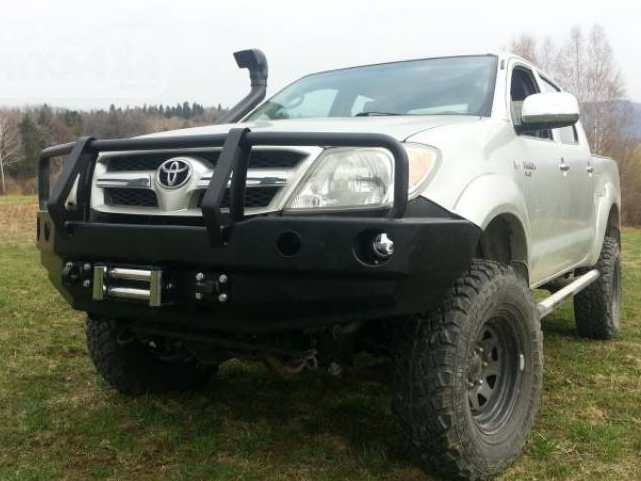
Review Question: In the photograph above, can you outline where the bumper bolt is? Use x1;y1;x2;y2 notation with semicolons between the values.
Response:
82;280;91;288
218;274;228;284
195;272;205;281
83;263;92;272
218;293;228;303
372;232;394;259
195;292;203;300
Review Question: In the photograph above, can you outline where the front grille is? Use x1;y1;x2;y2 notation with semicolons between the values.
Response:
196;187;280;208
104;188;158;207
106;149;305;172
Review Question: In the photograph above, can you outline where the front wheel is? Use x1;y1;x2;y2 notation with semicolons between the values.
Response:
86;316;216;395
393;260;543;480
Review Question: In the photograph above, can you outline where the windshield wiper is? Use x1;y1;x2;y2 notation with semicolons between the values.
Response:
354;111;403;117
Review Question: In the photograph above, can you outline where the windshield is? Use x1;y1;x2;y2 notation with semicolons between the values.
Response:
246;55;497;121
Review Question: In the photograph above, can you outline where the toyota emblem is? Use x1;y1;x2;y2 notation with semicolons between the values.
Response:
157;158;192;188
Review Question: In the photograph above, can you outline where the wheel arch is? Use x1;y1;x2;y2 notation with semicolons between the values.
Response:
588;182;621;266
453;174;531;283
477;213;529;283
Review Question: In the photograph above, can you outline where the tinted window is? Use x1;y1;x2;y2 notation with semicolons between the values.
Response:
510;67;552;140
247;56;498;120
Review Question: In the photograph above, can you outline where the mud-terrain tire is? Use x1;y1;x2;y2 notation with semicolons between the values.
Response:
86;316;215;395
574;237;622;340
393;260;543;481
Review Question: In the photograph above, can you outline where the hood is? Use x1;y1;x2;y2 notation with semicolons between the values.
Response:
142;115;481;142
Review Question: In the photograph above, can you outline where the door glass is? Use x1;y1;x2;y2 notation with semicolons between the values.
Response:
559;125;579;144
510;68;552;140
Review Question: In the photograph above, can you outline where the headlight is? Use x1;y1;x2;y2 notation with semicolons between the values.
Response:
285;144;439;211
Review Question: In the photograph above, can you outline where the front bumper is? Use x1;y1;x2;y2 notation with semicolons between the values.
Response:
37;129;479;331
38;210;480;331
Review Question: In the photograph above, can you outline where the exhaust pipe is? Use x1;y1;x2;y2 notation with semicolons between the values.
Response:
218;49;268;124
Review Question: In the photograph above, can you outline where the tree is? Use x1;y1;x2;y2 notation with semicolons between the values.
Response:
510;25;641;225
510;25;627;154
0;112;22;194
15;114;43;179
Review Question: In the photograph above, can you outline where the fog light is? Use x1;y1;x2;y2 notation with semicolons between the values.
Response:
372;233;394;259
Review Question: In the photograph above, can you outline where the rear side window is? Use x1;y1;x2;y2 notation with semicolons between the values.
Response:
539;76;579;145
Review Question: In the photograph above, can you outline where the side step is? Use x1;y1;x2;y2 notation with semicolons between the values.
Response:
537;269;600;318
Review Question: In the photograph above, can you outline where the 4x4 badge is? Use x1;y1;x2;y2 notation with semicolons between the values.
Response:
157;158;192;188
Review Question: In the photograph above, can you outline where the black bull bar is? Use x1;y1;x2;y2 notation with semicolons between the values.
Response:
39;128;410;245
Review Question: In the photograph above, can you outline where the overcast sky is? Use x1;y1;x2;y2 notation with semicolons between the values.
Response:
1;0;639;110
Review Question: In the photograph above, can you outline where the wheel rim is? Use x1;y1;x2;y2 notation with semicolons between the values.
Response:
466;315;524;434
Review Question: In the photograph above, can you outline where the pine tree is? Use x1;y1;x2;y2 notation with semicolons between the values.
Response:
15;114;42;178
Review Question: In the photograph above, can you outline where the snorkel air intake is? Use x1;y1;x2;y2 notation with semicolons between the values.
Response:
218;49;268;123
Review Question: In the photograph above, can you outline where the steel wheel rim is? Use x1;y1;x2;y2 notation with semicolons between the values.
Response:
466;315;523;434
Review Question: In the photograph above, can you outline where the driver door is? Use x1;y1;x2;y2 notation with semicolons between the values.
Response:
509;63;573;283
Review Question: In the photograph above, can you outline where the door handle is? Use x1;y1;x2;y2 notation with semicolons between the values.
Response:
559;161;570;172
587;165;594;174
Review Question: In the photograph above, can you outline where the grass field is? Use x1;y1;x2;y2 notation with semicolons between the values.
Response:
1;196;640;481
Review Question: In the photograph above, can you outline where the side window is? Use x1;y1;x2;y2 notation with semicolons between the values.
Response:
539;76;579;145
510;67;552;140
559;125;579;144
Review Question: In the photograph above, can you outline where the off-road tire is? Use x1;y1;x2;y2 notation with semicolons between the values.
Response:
574;236;622;340
393;260;543;481
86;316;215;395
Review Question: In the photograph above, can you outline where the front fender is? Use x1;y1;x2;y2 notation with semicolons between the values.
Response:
452;173;531;241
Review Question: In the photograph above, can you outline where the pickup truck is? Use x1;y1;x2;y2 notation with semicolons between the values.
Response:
37;50;621;480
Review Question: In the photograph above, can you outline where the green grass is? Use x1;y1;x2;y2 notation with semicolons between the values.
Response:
0;194;37;205
1;195;640;481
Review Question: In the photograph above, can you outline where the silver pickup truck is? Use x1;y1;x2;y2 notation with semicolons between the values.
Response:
37;49;621;480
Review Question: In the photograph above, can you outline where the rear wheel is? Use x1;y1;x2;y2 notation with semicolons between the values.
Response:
86;316;215;395
574;236;622;340
393;260;543;480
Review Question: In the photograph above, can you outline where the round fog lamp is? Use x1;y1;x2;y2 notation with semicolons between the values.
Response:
372;233;394;259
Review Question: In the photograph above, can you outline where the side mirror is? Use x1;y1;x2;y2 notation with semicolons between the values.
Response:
519;92;580;130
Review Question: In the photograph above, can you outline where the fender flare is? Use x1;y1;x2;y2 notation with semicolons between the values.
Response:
588;181;620;266
453;174;531;232
452;173;531;264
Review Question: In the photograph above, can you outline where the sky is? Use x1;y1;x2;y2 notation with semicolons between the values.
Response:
1;0;640;110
